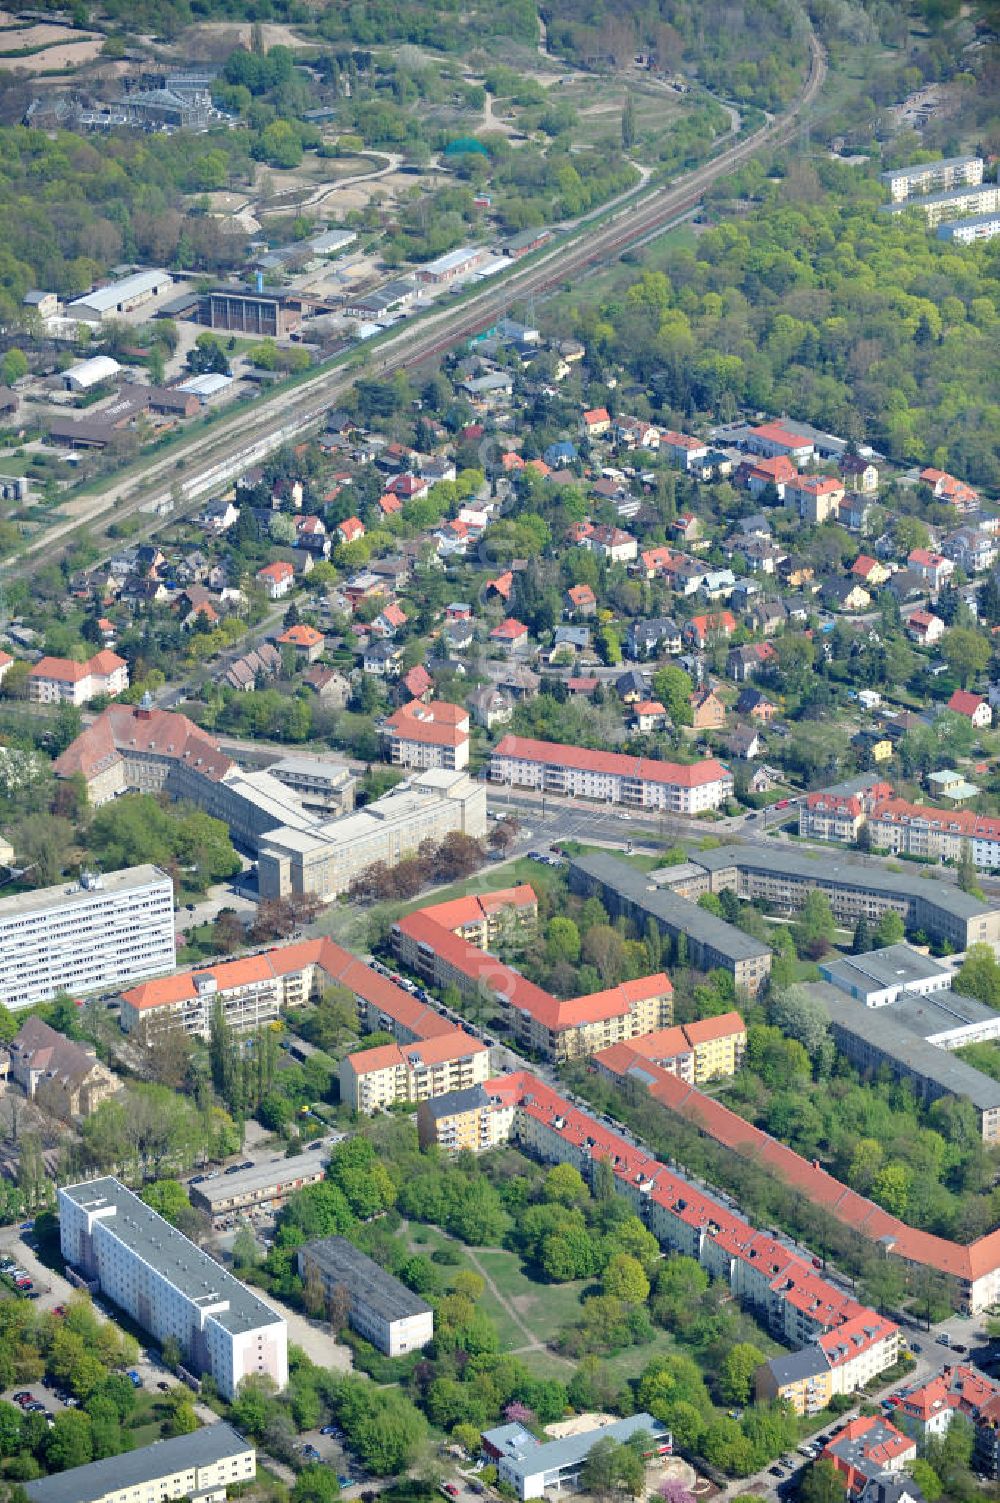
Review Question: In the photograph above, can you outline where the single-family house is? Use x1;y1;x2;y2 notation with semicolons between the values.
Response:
747;600;787;637
490;618;530;654
907;609;945;646
852;555;891;587
565;584;597;617
683;611;737;648
741;454;798;500
660;430;709;471
372;603;408;638
303;666;351;705
580;406;611;437
690;687;726;730
727;725;762;760
337;516;366;547
615;669;650;704
822;579;871;613
727;642;777;682
836;494;874;533
277;623;324;662
633;699;667;732
736;687;777;722
920;468;979;513
573;522;638;563
841;454;879;493
363;640;405;678
908;548;954;590
628;618;682;658
467;685;514;730
256;561;294;599
947;689;992;728
942;528;997;574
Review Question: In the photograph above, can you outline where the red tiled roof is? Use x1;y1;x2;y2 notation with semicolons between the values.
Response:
493;734;730;789
947;688;986;717
278;624;323;647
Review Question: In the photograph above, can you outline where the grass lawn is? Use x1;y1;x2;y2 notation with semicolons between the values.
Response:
127;1391;169;1448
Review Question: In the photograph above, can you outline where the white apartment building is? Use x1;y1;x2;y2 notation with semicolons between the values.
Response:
884;183;1000;227
881;154;984;203
937;212;1000;244
382;700;471;772
0;866;176;1010
490;734;733;813
24;1421;255;1503
27;650;128;706
59;1177;288;1400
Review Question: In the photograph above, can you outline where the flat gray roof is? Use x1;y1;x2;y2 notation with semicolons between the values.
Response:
60;1178;284;1336
568;853;771;963
25;1421;251;1503
191;1145;329;1207
691;844;993;921
300;1236;432;1323
0;865;168;919
763;1344;826;1385
880;155;982;180
484;1413;666;1484
820;944;950;996
809;983;1000;1112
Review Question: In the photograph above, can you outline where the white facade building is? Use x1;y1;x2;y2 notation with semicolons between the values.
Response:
296;1237;434;1356
937;212;1000;244
490;734;733;813
881;155;983;203
59;1177;288;1400
24;1421;255;1503
0;866;176;1010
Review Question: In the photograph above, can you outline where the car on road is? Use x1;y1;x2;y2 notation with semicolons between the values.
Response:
225;1165;241;1174
910;1342;921;1352
936;1334;951;1346
440;1486;460;1498
302;1445;321;1461
338;1478;355;1490
769;1466;783;1477
25;1402;45;1413
13;1392;32;1404
320;1426;340;1436
126;1370;143;1387
240;1160;253;1170
157;1381;170;1392
953;1343;967;1353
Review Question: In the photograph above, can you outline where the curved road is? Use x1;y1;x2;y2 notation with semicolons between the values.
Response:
10;30;825;581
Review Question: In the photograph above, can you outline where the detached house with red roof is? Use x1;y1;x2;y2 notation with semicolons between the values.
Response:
573;522;638;563
852;554;891;587
921;467;979;514
277;623;325;662
741;454;799;500
580;406;611;437
947;689;992;728
907;608;944;646
27;650;128;707
336;516;366;546
683;610;737;648
257;560;294;599
908;548;954;590
383;700;470;771
371;602;408;638
490;618;530;654
565;583;597;617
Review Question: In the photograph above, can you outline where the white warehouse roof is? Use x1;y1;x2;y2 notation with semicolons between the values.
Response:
177;372;233;398
68;268;172;315
63;355;121;389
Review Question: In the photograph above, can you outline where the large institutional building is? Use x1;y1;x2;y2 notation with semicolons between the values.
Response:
489;735;733;814
0;866;176;1010
54;702;485;900
58;1177;288;1399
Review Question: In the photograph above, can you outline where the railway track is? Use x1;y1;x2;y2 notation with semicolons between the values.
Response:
9;30;825;580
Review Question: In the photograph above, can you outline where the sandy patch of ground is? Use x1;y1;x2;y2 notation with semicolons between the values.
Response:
545;1412;619;1439
0;38;104;70
183;20;312;51
0;21;99;47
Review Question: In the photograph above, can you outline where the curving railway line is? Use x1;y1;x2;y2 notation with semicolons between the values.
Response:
10;30;826;579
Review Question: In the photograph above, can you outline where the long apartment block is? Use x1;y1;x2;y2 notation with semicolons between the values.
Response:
567;852;772;998
392;887;673;1060
489;734;733;813
0;866;176;1010
58;1178;287;1399
24;1421;255;1503
880;154;984;203
420;1071;899;1413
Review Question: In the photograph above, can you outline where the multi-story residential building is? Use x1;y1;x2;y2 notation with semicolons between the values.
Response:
937;212;1000;244
568;853;773;998
296;1237;433;1356
394;905;674;1060
421;1069;900;1405
382;700;470;771
23;1421;256;1503
884;183;1000;227
783;474;845;523
819;1417;916;1497
867;798;1000;869
744;421;815;464
339;1030;491;1113
417;886;538;947
59;1178;287;1399
417;1083;518;1153
189;1143;330;1225
490;735;733;813
8;1017;117;1120
0;866;176;1011
889;1363;1000;1445
907;547;954;589
660;430;709;471
798;775;894;843
686;844;1000;951
594;1012;747;1088
27;650;128;706
881;154;984;202
920;467;980;512
258;768;486;901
